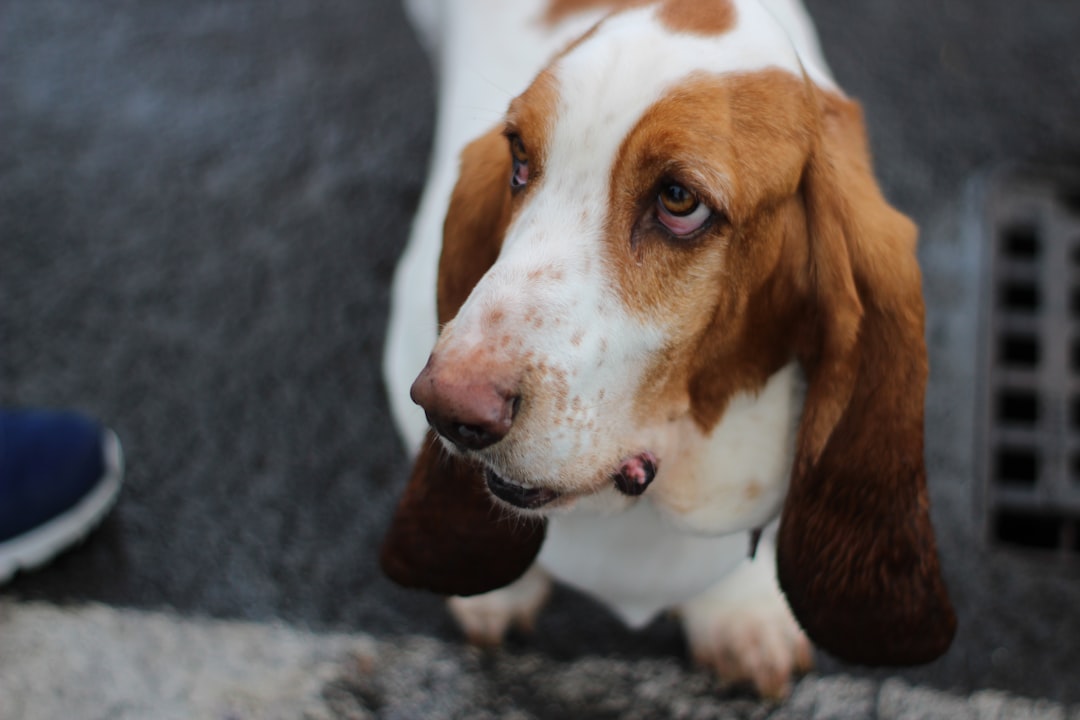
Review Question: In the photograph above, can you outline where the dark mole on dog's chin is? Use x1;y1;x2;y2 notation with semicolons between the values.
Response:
612;452;658;496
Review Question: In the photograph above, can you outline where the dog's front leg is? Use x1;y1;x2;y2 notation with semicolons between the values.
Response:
447;563;552;647
677;542;813;700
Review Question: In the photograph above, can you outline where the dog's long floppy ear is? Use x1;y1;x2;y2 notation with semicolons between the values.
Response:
776;90;956;665
380;127;546;596
380;429;546;595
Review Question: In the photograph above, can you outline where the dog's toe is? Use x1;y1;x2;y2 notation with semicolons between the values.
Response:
687;607;811;700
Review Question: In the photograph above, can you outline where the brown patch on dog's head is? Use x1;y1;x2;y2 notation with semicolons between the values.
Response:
437;128;515;324
602;70;815;428
656;0;735;36
543;0;734;35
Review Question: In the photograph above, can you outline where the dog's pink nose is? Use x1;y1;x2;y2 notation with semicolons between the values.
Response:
410;356;519;451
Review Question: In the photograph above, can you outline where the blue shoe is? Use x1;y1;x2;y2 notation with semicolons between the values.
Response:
0;409;124;584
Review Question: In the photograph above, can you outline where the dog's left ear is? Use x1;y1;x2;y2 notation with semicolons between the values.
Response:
777;89;956;665
380;430;546;595
381;127;546;596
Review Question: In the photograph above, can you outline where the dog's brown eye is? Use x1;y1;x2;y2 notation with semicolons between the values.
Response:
658;183;698;216
509;135;529;189
659;184;697;216
656;182;711;236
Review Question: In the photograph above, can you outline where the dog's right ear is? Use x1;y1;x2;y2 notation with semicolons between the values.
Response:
776;90;955;665
381;127;546;596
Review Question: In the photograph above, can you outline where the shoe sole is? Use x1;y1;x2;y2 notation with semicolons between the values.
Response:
0;429;124;584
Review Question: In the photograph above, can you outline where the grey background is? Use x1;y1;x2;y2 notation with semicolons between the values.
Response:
2;0;1079;709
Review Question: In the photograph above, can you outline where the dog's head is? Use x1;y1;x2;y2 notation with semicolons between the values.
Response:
382;0;955;666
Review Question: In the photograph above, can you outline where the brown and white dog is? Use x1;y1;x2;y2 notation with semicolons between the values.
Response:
381;0;956;698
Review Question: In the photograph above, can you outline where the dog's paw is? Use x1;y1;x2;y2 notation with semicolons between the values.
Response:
447;564;552;647
678;552;812;700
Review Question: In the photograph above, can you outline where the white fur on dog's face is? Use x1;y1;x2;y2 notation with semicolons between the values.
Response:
428;1;815;524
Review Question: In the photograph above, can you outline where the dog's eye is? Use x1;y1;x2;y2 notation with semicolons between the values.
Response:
509;135;529;190
656;183;711;236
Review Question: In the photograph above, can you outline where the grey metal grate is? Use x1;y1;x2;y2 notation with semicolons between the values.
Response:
976;168;1080;556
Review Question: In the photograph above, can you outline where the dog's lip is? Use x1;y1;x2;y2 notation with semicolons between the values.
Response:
484;469;561;510
484;450;660;509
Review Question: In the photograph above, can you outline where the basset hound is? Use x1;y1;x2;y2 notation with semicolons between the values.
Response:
381;0;956;698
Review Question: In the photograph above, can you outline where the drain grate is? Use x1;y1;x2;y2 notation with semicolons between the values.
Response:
976;168;1080;556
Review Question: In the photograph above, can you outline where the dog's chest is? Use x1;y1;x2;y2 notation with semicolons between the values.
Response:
539;501;751;627
538;363;802;626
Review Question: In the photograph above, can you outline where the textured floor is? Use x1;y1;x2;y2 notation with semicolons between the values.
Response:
2;601;1076;720
2;0;1080;714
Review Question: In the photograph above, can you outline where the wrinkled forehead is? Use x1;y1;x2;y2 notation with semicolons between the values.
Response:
508;0;805;142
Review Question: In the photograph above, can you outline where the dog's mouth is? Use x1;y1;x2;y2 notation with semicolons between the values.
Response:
484;469;561;509
483;451;660;510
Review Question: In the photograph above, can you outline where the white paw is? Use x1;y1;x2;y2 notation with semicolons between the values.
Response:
447;564;552;647
678;548;812;700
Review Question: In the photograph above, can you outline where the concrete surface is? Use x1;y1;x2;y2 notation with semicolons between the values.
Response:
2;0;1080;716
